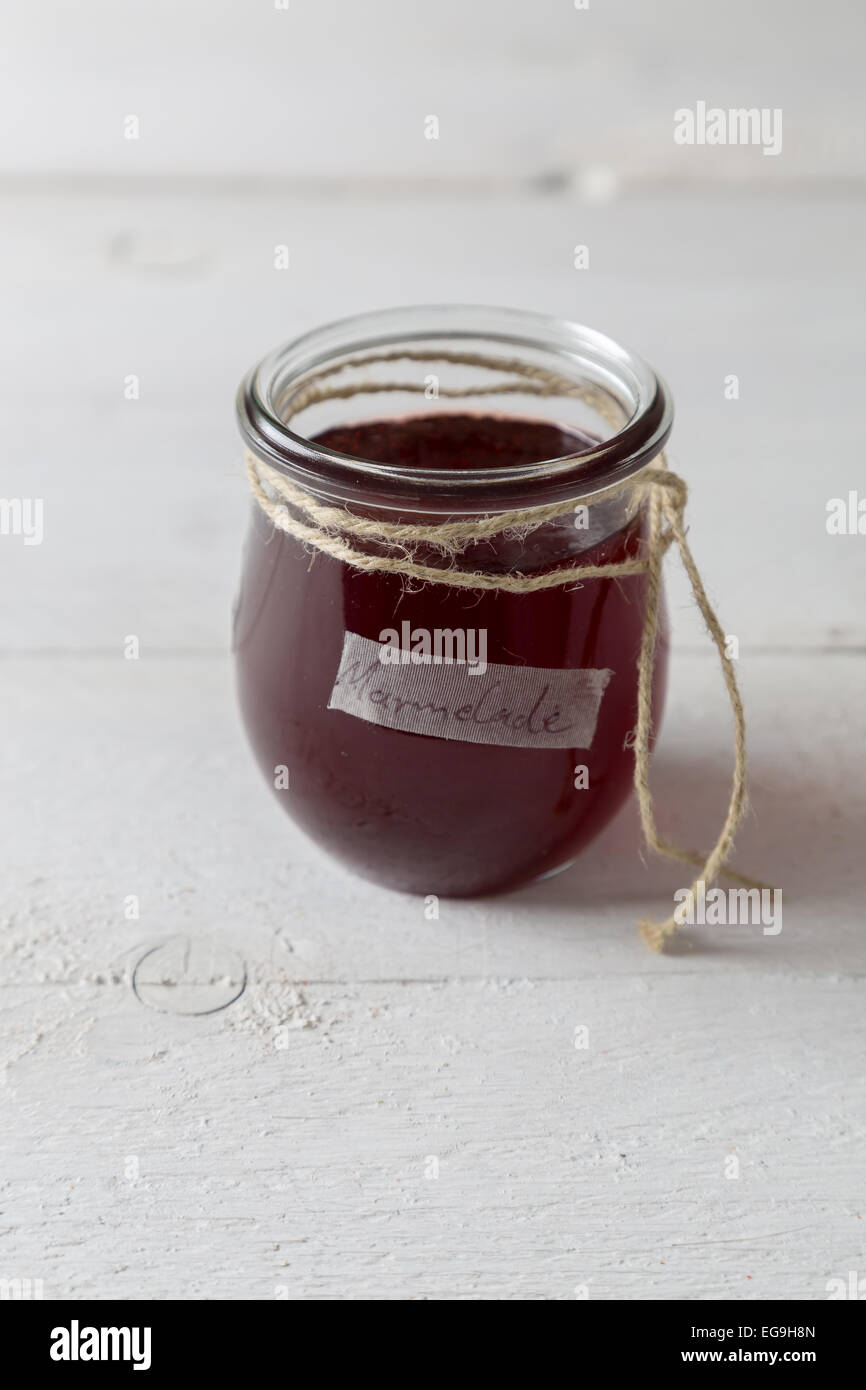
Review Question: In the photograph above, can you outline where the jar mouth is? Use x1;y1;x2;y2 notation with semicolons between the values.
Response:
237;305;673;513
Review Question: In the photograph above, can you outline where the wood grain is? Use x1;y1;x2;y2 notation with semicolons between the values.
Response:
1;180;864;1300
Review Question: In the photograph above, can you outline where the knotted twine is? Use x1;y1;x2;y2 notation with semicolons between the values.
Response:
245;349;752;951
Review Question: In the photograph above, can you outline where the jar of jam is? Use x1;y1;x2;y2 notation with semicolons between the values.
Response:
234;307;674;899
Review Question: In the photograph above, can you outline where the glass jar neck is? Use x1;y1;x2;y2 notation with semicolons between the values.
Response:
237;306;673;517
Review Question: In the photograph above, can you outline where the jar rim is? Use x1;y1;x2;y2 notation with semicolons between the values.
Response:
236;305;674;512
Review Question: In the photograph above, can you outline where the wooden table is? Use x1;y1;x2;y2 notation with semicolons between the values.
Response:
2;183;864;1300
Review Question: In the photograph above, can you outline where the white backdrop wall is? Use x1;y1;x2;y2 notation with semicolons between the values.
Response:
1;0;862;184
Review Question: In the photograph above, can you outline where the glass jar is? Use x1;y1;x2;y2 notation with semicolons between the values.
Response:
234;306;673;897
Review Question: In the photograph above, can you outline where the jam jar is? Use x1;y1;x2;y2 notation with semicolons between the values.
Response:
234;306;673;897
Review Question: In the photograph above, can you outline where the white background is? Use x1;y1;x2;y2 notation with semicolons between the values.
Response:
2;1;865;1301
2;0;863;183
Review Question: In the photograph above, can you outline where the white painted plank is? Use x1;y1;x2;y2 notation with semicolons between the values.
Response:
0;649;863;985
1;187;864;651
2;171;864;1302
2;973;864;1299
1;644;864;1297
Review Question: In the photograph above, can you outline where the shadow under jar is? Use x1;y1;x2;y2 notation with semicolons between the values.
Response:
235;306;673;897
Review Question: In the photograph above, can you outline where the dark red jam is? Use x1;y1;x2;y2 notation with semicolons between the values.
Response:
234;414;668;896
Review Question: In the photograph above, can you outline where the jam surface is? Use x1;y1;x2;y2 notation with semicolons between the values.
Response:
314;412;592;472
234;413;668;896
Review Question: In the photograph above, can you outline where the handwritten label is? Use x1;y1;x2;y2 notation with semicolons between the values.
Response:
327;631;613;750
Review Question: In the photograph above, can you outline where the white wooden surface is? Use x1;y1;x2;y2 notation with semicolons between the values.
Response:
2;177;866;1293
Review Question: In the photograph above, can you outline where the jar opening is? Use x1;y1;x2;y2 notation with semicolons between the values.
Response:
237;306;673;514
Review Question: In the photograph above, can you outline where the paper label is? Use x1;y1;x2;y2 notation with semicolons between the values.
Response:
327;631;613;750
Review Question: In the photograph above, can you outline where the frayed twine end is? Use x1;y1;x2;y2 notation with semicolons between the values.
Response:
639;919;672;953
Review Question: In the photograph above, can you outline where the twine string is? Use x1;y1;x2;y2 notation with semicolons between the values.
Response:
245;350;751;951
